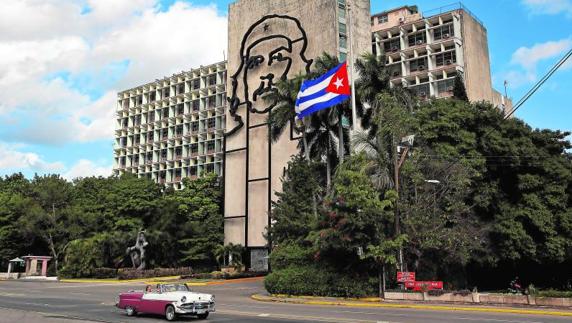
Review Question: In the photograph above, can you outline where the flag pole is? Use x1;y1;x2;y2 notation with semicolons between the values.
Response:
346;2;358;146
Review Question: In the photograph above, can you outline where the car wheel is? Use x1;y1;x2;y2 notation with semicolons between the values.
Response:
125;306;136;316
197;313;209;320
165;305;176;321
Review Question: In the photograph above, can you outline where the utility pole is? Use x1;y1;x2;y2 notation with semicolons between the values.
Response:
394;135;414;274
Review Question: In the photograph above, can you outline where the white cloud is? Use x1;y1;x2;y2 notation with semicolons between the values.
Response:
522;0;572;18
511;39;572;70
63;159;113;180
0;143;64;172
500;38;572;88
0;0;227;145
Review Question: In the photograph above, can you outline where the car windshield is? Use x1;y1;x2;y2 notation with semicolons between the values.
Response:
161;284;189;293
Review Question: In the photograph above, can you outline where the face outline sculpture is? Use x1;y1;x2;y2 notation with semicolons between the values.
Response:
226;14;313;136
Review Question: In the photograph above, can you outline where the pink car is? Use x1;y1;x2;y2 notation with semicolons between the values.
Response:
116;283;215;321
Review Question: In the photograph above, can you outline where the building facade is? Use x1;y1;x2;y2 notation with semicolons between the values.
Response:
113;61;227;190
223;0;371;271
113;1;513;270
371;4;512;114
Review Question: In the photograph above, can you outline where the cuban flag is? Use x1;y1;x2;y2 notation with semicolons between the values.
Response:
295;62;351;119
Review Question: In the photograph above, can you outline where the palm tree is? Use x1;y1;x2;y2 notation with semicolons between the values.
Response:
303;109;348;191
264;74;311;160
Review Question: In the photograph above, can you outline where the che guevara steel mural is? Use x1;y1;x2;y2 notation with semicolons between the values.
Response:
226;14;313;136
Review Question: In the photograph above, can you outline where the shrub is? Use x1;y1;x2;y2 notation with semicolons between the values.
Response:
264;265;375;298
117;267;192;280
537;290;572;298
269;243;315;270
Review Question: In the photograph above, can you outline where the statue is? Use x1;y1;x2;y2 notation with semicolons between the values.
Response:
126;230;148;270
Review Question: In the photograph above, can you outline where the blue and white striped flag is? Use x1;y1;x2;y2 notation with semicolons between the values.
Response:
295;62;351;119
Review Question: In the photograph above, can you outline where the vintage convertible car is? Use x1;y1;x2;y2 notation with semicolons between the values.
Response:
116;283;215;321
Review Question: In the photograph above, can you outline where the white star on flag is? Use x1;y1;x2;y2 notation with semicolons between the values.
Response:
333;77;344;89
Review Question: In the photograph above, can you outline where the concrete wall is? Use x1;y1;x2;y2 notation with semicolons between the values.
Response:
460;10;493;103
224;0;370;267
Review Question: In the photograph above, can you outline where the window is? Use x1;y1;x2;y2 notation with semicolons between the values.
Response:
384;39;401;52
437;79;455;95
338;22;347;35
177;104;184;115
163;88;170;98
208;75;217;86
176;125;183;137
177;83;185;95
207;118;216;129
190;144;198;154
434;24;454;41
175;147;182;158
378;15;388;24
410;84;430;98
192;100;200;111
190;166;197;176
206;164;214;173
339;35;347;49
192;79;200;90
191;122;199;132
408;32;426;47
149;92;156;102
409;58;428;72
338;6;346;19
207;141;215;151
436;50;457;67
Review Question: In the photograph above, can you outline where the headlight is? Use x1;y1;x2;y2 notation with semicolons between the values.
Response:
181;296;187;303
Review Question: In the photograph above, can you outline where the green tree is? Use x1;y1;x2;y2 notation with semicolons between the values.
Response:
361;234;407;298
19;175;75;273
453;74;469;102
269;155;322;246
314;154;395;269
163;173;223;270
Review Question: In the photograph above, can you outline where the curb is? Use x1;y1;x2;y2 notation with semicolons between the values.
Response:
59;275;263;285
251;294;572;317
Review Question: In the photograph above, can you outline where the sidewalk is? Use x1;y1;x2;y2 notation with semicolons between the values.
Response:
251;293;572;317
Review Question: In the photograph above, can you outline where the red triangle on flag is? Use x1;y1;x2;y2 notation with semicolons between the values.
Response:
325;62;351;96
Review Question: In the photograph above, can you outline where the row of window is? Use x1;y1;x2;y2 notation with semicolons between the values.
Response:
380;24;455;52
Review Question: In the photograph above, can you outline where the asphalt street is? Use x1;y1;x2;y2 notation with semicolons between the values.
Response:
0;279;570;323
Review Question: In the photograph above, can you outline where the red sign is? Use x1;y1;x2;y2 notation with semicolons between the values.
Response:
397;272;416;283
405;281;444;291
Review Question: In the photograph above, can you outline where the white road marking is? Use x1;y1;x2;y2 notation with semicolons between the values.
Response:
258;313;270;317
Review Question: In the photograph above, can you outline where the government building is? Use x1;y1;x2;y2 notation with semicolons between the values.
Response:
113;1;511;270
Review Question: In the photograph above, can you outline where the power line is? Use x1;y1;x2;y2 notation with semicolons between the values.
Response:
504;48;572;120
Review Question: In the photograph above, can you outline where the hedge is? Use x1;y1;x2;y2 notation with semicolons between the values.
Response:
117;267;192;280
264;265;376;298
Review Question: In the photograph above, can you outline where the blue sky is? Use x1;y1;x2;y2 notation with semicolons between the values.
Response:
0;0;570;179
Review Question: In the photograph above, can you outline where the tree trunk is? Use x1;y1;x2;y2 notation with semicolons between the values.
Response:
382;264;387;299
338;110;344;163
47;233;58;274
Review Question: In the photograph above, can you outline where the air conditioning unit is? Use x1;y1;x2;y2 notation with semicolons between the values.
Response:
443;33;450;39
391;45;399;52
393;71;400;77
418;65;425;71
419;91;427;97
416;39;424;45
446;59;453;65
447;86;454;91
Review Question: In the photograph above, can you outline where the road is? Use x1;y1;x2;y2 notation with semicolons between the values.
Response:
0;279;570;323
